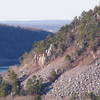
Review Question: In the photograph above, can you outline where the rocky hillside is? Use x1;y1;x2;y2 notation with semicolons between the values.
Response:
17;5;100;72
5;5;100;100
20;6;100;66
0;25;52;66
47;58;100;98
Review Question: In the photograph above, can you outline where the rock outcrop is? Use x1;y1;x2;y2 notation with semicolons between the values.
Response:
32;44;54;67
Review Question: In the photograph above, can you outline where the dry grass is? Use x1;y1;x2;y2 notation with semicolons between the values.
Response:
0;96;34;100
0;96;70;100
0;96;92;100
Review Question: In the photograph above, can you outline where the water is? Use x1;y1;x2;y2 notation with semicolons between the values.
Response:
0;66;9;72
0;59;19;72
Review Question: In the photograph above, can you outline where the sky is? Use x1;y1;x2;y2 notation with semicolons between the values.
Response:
0;0;99;21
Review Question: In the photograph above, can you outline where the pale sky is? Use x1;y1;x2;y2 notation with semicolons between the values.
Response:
0;0;99;21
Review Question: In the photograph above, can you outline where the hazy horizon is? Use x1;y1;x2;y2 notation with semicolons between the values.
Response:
0;19;69;21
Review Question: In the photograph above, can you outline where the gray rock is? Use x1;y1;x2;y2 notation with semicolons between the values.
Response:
47;62;100;99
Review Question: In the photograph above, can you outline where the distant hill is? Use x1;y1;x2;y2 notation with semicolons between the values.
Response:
0;20;70;32
0;24;52;66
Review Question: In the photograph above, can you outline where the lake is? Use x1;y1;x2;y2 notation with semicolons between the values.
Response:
0;59;19;72
0;66;9;72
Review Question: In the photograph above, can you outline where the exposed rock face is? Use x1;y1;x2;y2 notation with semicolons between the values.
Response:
96;13;100;21
46;44;54;57
33;54;46;67
32;44;54;67
47;58;100;98
38;54;47;67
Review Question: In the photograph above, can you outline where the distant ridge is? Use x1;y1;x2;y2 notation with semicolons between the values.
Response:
0;20;71;32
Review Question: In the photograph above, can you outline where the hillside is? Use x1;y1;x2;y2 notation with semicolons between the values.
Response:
2;5;100;100
19;5;100;68
0;25;52;66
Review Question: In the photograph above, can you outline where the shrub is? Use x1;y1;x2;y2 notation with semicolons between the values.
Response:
19;52;28;64
26;75;43;95
34;95;42;100
65;55;72;63
89;39;100;52
48;70;59;82
70;93;78;100
89;92;97;100
19;89;27;96
97;95;100;100
75;48;82;57
33;40;45;54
